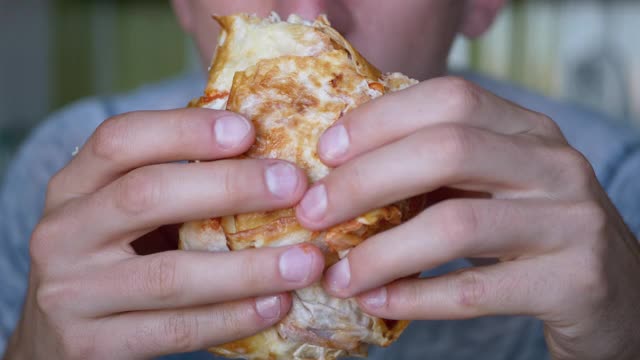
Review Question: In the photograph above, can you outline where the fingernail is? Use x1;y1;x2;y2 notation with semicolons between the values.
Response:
299;184;327;221
265;163;299;199
319;125;350;159
255;295;281;319
279;246;314;282
214;115;251;148
325;258;350;291
361;287;387;309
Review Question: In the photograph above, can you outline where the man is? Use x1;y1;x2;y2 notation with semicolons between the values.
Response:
2;1;639;359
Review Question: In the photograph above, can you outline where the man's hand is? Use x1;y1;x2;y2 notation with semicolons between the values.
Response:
5;108;325;359
295;77;640;360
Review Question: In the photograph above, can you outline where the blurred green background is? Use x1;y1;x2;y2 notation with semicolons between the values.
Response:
1;0;196;174
1;0;640;177
52;1;191;108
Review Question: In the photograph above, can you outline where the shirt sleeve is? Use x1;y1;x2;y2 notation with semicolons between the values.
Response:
0;99;106;355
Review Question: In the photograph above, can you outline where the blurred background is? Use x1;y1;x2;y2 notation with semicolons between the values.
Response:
1;0;639;177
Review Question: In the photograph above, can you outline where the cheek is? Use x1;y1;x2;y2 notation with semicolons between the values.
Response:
191;0;274;15
195;24;218;65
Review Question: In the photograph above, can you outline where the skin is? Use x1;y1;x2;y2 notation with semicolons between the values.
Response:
5;0;640;359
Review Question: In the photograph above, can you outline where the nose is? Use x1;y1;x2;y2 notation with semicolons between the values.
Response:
275;0;328;21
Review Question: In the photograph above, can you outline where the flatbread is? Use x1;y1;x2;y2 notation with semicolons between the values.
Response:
179;12;419;360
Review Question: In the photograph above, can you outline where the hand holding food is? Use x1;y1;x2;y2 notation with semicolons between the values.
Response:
4;103;327;359
302;43;640;360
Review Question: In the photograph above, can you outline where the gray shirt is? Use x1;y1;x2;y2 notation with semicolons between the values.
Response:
1;72;639;359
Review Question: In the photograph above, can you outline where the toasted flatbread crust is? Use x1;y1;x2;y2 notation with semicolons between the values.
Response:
179;13;419;360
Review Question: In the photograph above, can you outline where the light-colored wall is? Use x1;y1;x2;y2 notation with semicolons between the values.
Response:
450;1;640;126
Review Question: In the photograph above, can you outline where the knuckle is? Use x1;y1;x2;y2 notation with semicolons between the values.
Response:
221;163;246;204
429;125;474;171
35;281;80;318
212;306;245;337
398;282;424;311
125;322;154;354
35;283;62;315
453;269;487;308
237;251;272;290
116;168;163;215
556;148;596;191
534;113;563;137
91;114;132;162
564;204;610;305
340;161;368;202
143;254;179;302
163;311;198;352
438;77;482;120
574;251;609;305
30;218;63;270
436;201;479;251
571;201;608;238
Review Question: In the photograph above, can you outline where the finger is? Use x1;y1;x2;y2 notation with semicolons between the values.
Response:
54;158;307;254
322;199;579;298
76;244;323;316
47;108;254;207
99;294;292;358
297;124;559;230
317;76;563;166
355;261;552;320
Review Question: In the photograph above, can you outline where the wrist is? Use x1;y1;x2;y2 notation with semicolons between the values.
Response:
3;334;30;360
3;311;37;360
